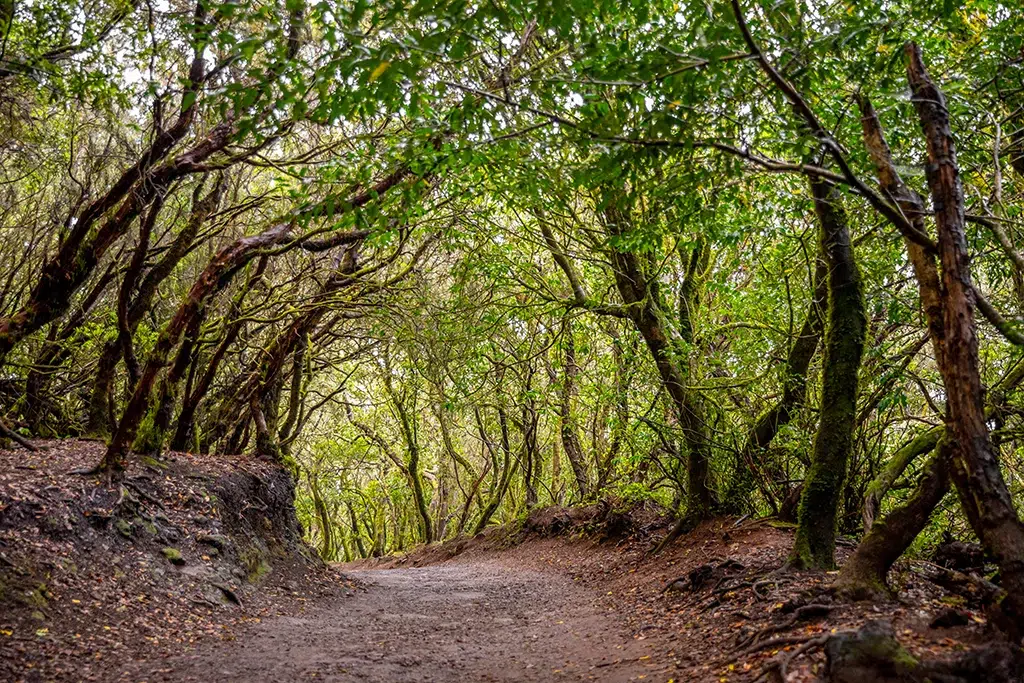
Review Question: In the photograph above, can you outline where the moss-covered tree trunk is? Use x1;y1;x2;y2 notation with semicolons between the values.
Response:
21;261;117;435
346;502;368;559
170;256;268;452
790;179;866;569
833;92;952;595
133;311;206;455
520;371;540;508
86;177;224;438
861;426;943;532
252;374;285;462
97;222;297;473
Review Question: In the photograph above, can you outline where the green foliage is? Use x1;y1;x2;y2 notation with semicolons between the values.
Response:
1;0;1023;565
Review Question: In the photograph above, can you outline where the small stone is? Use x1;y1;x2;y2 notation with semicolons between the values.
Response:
161;547;185;566
824;620;919;682
197;534;231;552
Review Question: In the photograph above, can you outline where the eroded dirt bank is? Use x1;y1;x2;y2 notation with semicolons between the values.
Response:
129;559;673;682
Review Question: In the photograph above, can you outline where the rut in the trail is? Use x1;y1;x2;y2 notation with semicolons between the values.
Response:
129;559;671;683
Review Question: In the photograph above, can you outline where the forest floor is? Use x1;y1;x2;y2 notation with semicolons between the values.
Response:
350;505;1020;682
126;559;671;682
130;506;1021;683
2;440;1020;682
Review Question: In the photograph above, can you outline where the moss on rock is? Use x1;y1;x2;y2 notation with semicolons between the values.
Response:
161;547;185;566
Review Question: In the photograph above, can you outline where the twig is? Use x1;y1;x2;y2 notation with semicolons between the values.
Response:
0;418;37;451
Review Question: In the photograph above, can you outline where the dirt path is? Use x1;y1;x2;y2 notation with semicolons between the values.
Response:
130;559;672;682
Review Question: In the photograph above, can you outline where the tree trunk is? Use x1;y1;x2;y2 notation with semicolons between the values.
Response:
21;261;117;434
170;256;268;451
346;502;367;559
862;426;943;532
87;176;224;437
558;318;591;501
97;222;297;473
521;379;539;508
791;179;867;569
253;372;285;462
135;312;204;454
907;42;1024;634
836;441;950;598
604;198;716;525
473;407;514;534
277;334;308;453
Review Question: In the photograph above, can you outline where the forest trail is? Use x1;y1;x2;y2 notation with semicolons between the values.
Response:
130;559;671;683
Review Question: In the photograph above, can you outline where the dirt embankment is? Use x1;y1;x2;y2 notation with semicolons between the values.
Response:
0;439;345;682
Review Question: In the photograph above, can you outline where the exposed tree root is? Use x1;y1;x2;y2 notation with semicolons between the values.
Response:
911;560;1003;605
662;557;746;594
752;579;776;601
752;633;830;682
738;633;815;657
736;603;832;648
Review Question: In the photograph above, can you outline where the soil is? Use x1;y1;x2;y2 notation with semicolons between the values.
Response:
129;559;673;682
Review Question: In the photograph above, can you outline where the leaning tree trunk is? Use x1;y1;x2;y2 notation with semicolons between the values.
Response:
134;312;205;454
170;256;269;451
21;261;117;434
790;179;867;570
906;42;1024;634
861;426;943;532
86;176;224;437
724;253;827;513
96;222;296;473
96;164;402;473
604;199;716;525
835;441;950;598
